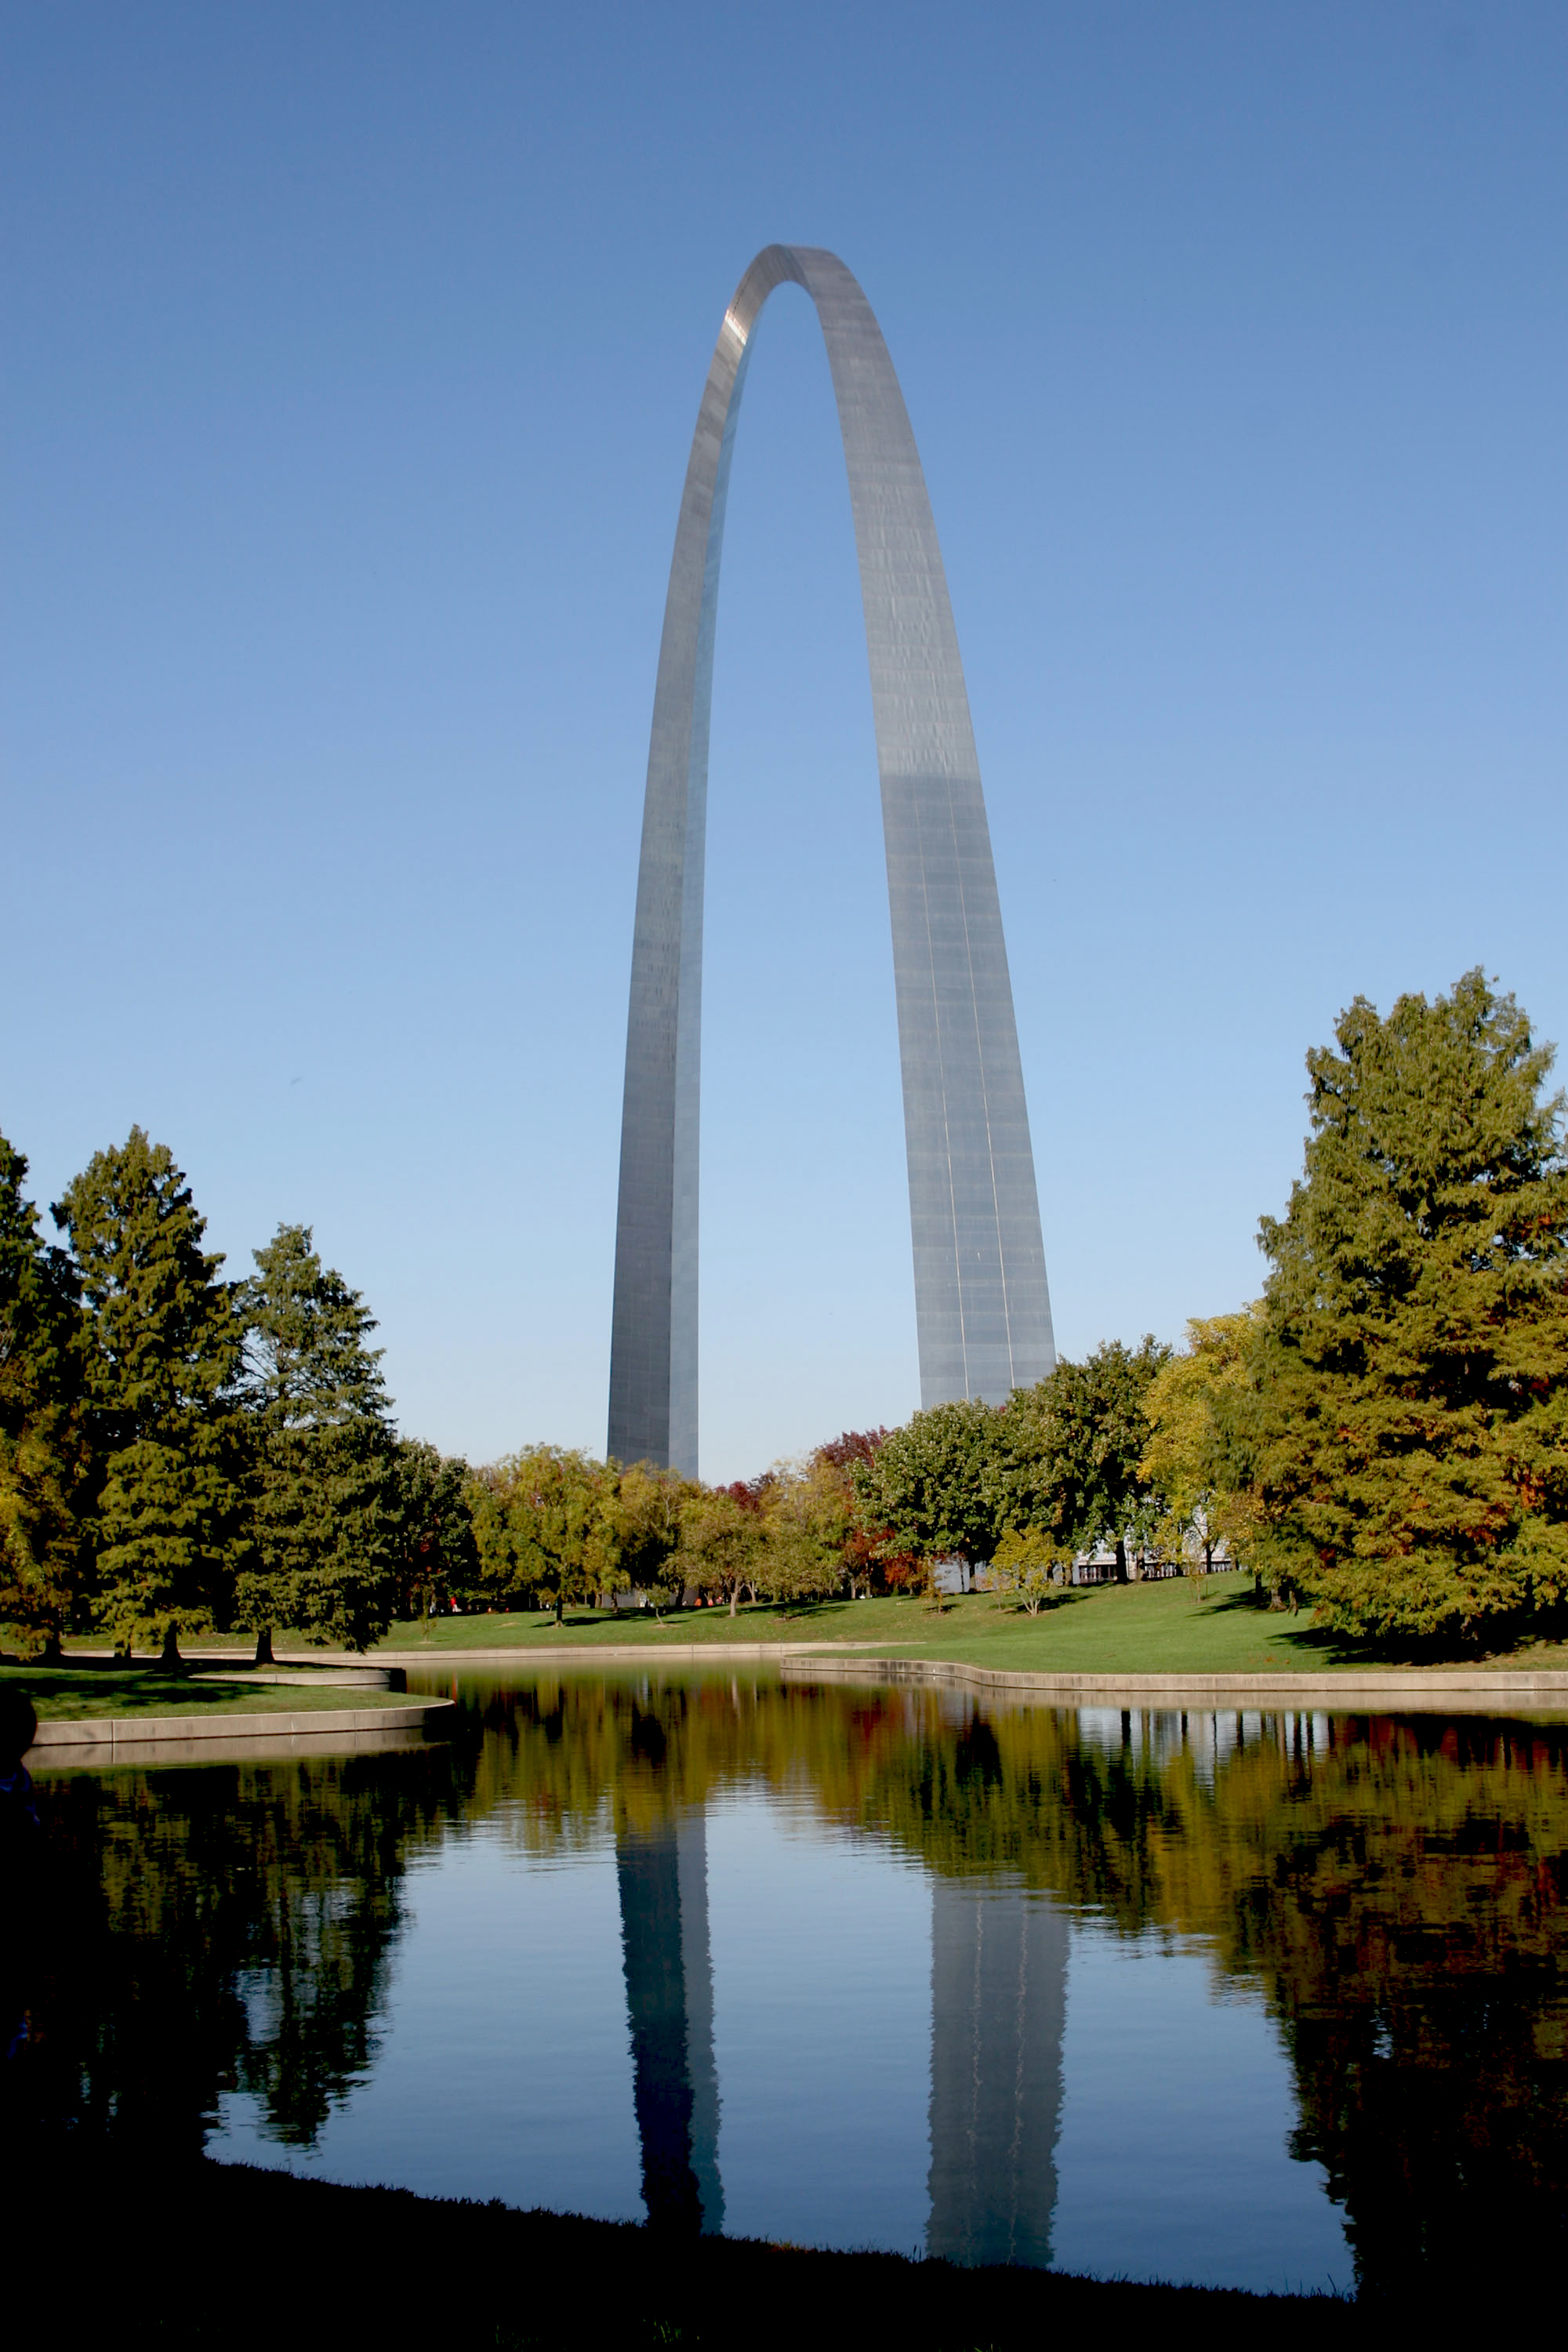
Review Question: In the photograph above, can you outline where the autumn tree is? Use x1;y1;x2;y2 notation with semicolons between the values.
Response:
470;1446;610;1621
673;1484;765;1615
53;1129;246;1657
815;1428;909;1596
0;1131;94;1657
991;1525;1062;1614
756;1455;853;1607
604;1461;687;1612
1139;1308;1265;1585
1244;971;1568;1641
238;1223;401;1653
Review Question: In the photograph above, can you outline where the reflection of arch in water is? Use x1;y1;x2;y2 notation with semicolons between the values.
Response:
927;1879;1068;2267
608;245;1056;1477
616;1811;723;2233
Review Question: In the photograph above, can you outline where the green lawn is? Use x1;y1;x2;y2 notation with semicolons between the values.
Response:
42;1577;1565;1680
368;1574;1568;1673
0;1663;416;1722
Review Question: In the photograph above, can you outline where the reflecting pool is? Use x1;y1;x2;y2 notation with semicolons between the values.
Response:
22;1670;1568;2296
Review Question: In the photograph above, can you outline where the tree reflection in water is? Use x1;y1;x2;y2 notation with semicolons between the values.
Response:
29;1677;1568;2293
30;1748;466;2152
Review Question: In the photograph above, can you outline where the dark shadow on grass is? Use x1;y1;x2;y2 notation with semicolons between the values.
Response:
0;1660;285;1718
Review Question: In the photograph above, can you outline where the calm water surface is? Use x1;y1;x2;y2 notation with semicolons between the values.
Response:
24;1670;1568;2296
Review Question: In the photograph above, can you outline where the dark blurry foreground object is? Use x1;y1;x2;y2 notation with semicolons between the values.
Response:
5;2151;1368;2348
0;1684;39;1850
0;1685;41;2090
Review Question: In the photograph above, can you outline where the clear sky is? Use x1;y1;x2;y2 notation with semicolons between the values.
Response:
4;2;1564;1481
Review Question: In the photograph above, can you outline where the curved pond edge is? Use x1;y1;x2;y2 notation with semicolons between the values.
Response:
371;1639;1568;1706
776;1654;1568;1710
26;1697;456;1761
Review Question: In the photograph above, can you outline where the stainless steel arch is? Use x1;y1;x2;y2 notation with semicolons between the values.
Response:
609;245;1054;1475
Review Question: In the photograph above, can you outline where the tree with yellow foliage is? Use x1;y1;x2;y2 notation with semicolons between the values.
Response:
1139;1308;1265;1587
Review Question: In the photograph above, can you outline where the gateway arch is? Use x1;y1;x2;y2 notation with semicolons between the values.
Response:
610;245;1054;1475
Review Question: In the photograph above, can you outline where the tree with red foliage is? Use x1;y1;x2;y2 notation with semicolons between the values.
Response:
811;1429;920;1598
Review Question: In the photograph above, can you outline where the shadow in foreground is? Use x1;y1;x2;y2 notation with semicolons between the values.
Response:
10;2154;1383;2348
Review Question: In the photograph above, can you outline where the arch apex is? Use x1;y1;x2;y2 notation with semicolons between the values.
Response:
608;250;1054;1477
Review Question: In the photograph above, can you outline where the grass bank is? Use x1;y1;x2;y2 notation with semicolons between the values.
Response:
9;2154;1367;2349
0;1661;413;1722
372;1571;1568;1674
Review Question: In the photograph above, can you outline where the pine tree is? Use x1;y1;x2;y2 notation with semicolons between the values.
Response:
53;1128;245;1653
0;1130;94;1656
238;1223;399;1653
1247;971;1568;1641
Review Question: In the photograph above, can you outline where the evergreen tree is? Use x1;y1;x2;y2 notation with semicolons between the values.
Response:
238;1223;399;1653
53;1128;245;1654
1246;971;1568;1640
0;1131;94;1656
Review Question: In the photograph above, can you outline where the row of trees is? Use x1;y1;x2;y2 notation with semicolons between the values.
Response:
5;970;1563;1652
0;1127;475;1654
457;1350;1176;1624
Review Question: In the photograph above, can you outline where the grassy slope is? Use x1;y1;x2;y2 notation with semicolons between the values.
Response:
373;1572;1568;1672
0;1663;414;1722
56;1577;1568;1678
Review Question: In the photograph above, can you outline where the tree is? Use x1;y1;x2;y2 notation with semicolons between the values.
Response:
814;1428;911;1596
756;1456;852;1608
602;1462;687;1613
237;1223;401;1653
673;1485;764;1615
851;1399;1005;1581
470;1446;610;1621
391;1439;478;1621
0;1131;94;1657
53;1129;245;1655
990;1525;1062;1614
1244;971;1568;1641
1004;1338;1171;1579
1139;1309;1265;1586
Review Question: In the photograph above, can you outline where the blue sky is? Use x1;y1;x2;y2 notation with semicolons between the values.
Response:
4;2;1564;1479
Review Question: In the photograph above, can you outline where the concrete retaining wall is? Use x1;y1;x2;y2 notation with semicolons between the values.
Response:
776;1655;1568;1711
27;1697;455;1756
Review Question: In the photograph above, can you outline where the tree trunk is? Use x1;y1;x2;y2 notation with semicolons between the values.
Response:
1113;1538;1129;1584
37;1627;63;1668
160;1624;182;1667
253;1627;274;1666
555;1592;564;1624
728;1588;738;1617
